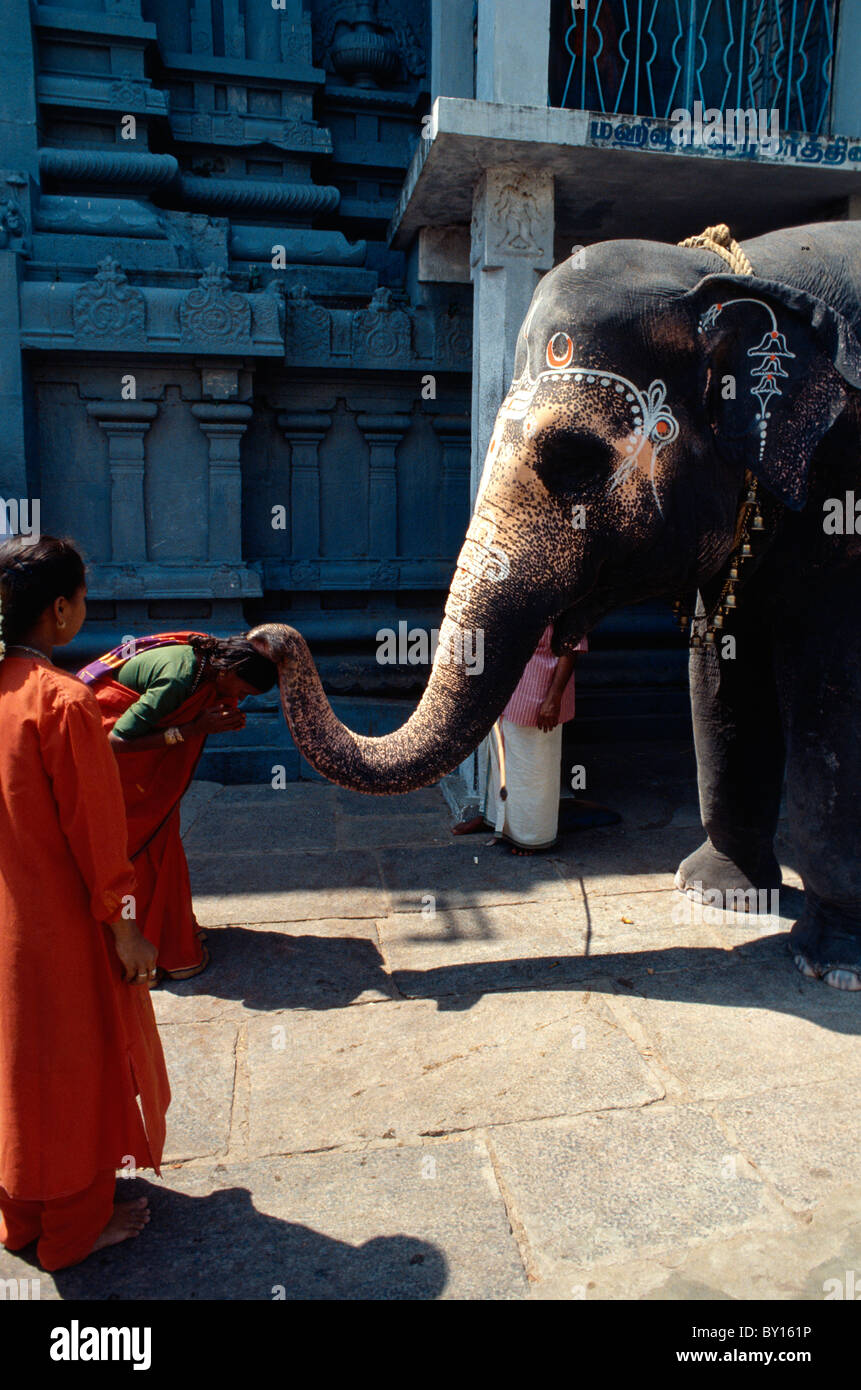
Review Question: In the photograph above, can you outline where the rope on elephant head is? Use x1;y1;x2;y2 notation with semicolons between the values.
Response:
674;224;765;650
677;223;754;278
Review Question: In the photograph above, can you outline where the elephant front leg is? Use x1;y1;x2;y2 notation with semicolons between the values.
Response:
677;604;785;902
775;600;861;989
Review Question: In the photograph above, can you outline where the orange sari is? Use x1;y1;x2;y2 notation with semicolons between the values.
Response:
85;637;220;975
0;658;170;1205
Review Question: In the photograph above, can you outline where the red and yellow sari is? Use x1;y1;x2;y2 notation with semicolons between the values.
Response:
79;633;218;976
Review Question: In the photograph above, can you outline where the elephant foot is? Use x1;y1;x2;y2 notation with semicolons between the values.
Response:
674;838;782;912
789;901;861;991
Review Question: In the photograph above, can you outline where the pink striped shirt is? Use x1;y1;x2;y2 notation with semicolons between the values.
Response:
502;625;587;728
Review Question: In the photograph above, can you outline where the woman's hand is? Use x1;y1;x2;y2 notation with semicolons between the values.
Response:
109;920;159;986
189;702;246;737
536;694;561;732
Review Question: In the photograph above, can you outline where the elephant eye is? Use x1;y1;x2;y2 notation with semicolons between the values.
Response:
546;333;574;369
533;430;613;492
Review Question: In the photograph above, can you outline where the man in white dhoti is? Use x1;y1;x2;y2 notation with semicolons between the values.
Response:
454;626;586;853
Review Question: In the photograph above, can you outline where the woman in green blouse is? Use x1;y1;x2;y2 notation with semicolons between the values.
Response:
79;633;278;979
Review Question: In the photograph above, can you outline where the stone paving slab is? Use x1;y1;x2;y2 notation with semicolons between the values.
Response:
528;1186;861;1300
179;780;223;836
336;812;453;850
158;1022;238;1161
0;1143;527;1301
336;787;448;818
153;920;395;1024
183;801;338;854
716;1082;861;1213
613;961;861;1101
376;893;732;1000
486;1105;784;1278
549;824;706;896
245;990;664;1155
377;840;572;913
188;849;387;924
378;901;586;998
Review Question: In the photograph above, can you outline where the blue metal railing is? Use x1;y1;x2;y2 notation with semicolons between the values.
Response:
551;0;839;135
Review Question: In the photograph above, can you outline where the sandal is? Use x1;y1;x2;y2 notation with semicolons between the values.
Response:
164;944;211;982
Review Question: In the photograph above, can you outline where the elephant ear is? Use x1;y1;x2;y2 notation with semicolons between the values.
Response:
682;272;861;510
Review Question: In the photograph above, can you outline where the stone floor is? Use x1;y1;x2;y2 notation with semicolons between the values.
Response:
3;740;859;1300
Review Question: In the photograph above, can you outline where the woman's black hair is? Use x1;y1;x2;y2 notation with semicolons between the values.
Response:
188;633;277;693
0;535;86;650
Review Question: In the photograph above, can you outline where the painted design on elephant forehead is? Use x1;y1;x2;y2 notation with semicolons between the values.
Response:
698;298;796;462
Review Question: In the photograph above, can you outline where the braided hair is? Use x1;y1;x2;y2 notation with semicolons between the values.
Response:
187;633;277;693
0;536;86;659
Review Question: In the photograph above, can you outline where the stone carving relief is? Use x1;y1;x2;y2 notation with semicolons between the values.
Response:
180;265;251;343
72;257;145;339
286;284;331;356
312;0;426;84
0;176;28;252
492;176;546;256
353;286;411;359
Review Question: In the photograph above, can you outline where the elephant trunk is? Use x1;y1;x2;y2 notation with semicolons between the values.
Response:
248;589;551;795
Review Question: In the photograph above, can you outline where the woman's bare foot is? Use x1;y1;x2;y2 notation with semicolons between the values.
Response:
452;815;486;836
91;1198;151;1253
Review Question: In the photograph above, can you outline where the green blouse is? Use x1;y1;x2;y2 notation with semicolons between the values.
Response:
112;644;198;740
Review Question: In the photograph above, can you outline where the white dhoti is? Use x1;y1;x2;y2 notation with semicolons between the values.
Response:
483;717;562;849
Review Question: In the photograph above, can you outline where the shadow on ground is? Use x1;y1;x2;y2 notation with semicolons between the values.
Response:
9;1184;447;1301
161;902;860;1036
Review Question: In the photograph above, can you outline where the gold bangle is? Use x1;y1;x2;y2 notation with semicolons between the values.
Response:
164;726;184;746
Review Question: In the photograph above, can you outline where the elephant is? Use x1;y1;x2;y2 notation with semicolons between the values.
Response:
250;219;861;990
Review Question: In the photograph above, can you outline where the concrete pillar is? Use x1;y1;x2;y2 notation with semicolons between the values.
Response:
191;403;252;562
469;162;555;498
475;0;551;107
832;2;861;138
87;402;158;562
279;413;330;560
357;414;410;557
431;0;475;101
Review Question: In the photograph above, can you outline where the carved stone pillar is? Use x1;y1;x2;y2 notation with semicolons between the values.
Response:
356;413;410;557
432;414;471;554
86;401;158;561
278;413;331;560
190;403;252;562
461;164;554;800
470;163;555;501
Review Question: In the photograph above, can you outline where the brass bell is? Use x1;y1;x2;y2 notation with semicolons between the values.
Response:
740;542;752;558
752;513;765;531
690;633;703;648
678;614;690;631
704;629;716;645
724;592;737;609
729;566;739;581
746;489;758;504
713;612;725;628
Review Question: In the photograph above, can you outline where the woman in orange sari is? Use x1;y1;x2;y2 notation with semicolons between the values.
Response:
78;633;277;980
0;536;170;1270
